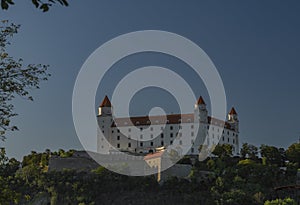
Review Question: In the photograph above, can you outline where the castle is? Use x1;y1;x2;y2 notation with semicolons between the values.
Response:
97;96;239;156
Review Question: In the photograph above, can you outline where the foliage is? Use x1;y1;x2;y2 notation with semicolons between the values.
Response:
264;198;296;205
0;142;299;204
260;144;285;166
286;142;300;166
212;144;233;158
241;143;258;160
1;0;68;12
0;21;50;140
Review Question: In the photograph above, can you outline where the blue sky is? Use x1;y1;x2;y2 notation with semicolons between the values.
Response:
1;1;300;159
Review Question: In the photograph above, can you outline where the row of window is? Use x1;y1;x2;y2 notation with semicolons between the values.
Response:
112;124;197;133
116;140;166;148
115;131;194;140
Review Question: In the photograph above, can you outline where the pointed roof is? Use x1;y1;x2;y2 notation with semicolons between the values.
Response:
100;95;112;107
229;107;237;115
197;96;206;105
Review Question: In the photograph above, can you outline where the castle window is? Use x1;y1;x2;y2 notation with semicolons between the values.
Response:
150;142;153;146
128;135;131;139
161;133;164;138
233;133;235;136
178;119;182;123
140;135;143;139
191;140;194;145
191;125;194;129
233;139;235;144
207;125;209;129
150;127;153;131
227;131;229;135
128;128;131;132
170;126;173;130
170;133;173;138
140;127;143;131
140;142;143;147
179;140;182;145
136;121;140;125
161;141;164;146
191;132;194;136
128;143;131;148
227;138;229;142
179;125;182;129
102;130;104;133
111;130;114;133
191;147;194;153
166;120;169;124
117;144;120;148
222;136;224;141
150;134;153;138
117;136;120;140
117;129;120;133
170;140;173;144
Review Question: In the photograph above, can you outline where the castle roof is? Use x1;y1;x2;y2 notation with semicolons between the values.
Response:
197;96;206;105
110;113;234;130
100;96;112;107
229;107;237;115
111;113;194;127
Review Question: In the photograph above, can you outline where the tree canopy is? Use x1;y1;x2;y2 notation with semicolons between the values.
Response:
0;21;50;140
1;0;68;12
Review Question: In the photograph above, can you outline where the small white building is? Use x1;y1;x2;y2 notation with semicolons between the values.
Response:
97;96;239;157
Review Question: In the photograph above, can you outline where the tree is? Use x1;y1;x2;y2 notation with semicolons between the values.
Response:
240;143;258;160
260;145;283;166
212;144;233;158
0;21;50;140
264;198;296;205
1;0;68;12
286;142;300;166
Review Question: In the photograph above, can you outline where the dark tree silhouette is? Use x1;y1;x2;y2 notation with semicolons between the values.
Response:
1;0;68;12
0;21;50;140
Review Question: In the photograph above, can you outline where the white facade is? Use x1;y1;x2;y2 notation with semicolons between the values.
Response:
97;96;240;156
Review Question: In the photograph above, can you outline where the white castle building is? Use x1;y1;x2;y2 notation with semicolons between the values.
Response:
97;96;239;156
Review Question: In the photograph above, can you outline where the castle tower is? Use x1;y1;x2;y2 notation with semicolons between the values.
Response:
98;95;113;116
97;96;113;153
194;96;208;123
228;107;239;132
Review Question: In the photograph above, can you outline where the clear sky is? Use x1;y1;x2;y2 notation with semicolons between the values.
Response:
1;1;300;160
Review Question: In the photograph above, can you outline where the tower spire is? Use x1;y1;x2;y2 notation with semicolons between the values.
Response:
100;95;112;107
229;107;237;115
197;96;206;105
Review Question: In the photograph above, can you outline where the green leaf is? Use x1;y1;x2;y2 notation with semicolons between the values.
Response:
6;0;14;5
1;0;9;10
31;0;39;8
40;4;49;12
